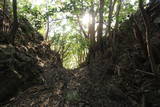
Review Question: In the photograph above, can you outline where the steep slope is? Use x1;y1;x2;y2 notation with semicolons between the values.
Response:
1;2;160;107
0;15;63;104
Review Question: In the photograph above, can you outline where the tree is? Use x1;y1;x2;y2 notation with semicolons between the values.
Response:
3;0;10;15
105;0;117;38
15;0;140;68
10;0;18;44
3;0;6;12
88;1;96;60
44;0;49;41
112;0;122;63
139;0;156;74
97;0;104;53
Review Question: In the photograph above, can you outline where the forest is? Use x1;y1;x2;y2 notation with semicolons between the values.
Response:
0;0;160;107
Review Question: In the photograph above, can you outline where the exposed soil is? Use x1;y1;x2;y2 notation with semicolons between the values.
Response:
1;2;160;107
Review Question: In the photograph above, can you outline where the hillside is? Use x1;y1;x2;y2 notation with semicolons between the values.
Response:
0;1;160;107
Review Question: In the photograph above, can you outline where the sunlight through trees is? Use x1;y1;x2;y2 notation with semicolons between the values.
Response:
9;0;150;69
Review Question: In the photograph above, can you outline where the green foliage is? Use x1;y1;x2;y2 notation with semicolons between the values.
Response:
18;2;45;30
51;32;88;69
16;0;141;69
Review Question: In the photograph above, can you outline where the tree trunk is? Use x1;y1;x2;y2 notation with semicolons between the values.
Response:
112;0;122;63
10;0;18;44
97;0;104;52
44;16;49;41
3;0;6;12
105;0;117;38
3;0;10;16
114;0;121;30
88;2;96;61
44;0;49;41
139;0;156;74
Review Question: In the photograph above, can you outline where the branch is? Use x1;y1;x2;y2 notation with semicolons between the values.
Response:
76;15;89;39
136;69;155;76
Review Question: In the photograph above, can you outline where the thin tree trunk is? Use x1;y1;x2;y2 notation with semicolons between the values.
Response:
97;0;104;52
10;0;18;44
3;0;10;16
114;0;121;30
88;2;96;61
105;0;117;38
44;16;49;40
133;17;147;56
112;0;122;63
3;0;6;12
44;0;49;41
139;0;156;74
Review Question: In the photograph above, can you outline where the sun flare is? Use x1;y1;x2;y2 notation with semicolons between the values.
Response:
29;0;44;5
81;13;91;26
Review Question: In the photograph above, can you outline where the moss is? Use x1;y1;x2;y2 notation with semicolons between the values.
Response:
64;90;80;102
